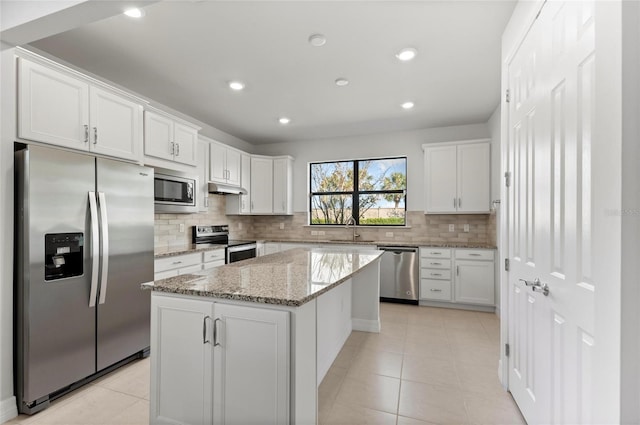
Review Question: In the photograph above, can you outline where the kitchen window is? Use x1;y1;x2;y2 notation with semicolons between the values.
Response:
309;157;407;225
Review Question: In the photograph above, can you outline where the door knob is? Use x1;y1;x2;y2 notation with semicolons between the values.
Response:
531;281;550;296
519;278;540;287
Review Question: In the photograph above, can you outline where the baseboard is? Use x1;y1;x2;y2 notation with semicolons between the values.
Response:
0;396;18;424
352;318;380;333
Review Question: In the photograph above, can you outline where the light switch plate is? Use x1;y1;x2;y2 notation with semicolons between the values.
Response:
386;232;394;237
449;224;455;232
464;224;469;232
311;230;318;236
279;223;285;230
318;230;325;236
179;223;185;233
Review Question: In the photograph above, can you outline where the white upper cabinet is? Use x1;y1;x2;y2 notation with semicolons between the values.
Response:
273;156;293;215
209;141;241;186
423;139;490;214
197;140;210;212
18;57;143;162
144;109;199;167
226;153;252;215
250;156;274;214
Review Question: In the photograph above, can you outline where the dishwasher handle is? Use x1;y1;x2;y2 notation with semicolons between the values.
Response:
377;246;418;254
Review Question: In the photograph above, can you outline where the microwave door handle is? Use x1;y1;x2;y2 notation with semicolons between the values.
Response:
88;192;100;308
98;192;109;304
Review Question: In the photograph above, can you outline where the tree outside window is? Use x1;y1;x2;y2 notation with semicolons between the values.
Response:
309;157;407;225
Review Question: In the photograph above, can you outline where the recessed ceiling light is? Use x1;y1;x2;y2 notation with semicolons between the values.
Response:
308;34;327;47
401;101;415;110
335;78;349;87
229;81;245;91
278;117;291;125
396;48;417;62
124;8;144;18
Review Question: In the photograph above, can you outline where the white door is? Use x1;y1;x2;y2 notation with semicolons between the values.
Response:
173;122;198;166
213;303;289;425
424;145;457;213
506;1;595;424
89;86;142;161
18;58;90;150
250;156;273;213
209;142;227;183
457;143;490;213
144;111;174;161
150;295;214;425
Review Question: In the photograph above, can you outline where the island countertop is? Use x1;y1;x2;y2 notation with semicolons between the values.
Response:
147;247;383;307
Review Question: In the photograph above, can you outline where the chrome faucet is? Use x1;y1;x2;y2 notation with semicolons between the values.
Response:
345;215;360;241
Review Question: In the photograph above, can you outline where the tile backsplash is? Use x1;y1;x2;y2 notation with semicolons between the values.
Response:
155;195;496;250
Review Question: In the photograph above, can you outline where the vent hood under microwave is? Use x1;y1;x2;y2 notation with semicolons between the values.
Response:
208;182;247;195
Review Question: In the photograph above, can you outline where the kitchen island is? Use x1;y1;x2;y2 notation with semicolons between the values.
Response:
146;247;382;425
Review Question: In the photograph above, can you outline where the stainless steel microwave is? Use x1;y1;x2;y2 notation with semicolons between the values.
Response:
154;170;198;213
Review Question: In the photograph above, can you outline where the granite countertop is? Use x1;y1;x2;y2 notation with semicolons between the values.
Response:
261;239;497;249
155;244;226;259
146;247;382;306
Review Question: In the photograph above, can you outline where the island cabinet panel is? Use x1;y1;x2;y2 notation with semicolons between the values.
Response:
213;304;290;425
151;294;290;425
150;296;214;425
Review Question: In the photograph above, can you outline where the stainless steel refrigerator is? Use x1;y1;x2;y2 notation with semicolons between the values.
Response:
14;145;154;414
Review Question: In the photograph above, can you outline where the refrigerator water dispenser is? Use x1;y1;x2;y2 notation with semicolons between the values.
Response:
44;233;83;281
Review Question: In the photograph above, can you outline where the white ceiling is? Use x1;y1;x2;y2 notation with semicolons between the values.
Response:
30;1;516;145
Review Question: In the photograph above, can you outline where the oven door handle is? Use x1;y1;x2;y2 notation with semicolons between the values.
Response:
226;243;257;253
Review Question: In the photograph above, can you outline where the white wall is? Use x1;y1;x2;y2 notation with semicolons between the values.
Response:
254;123;490;213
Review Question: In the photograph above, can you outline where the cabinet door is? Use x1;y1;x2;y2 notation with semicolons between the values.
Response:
273;157;292;215
213;303;289;425
173;123;198;166
454;260;495;305
250;157;274;214
89;86;142;161
240;154;251;214
225;149;242;186
209;143;227;183
144;111;174;161
457;143;490;213
18;59;90;150
197;141;210;212
424;146;457;213
150;295;214;425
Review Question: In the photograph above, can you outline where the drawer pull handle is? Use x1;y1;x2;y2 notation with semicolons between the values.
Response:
172;261;182;265
430;252;442;255
430;289;442;292
203;316;210;344
469;253;482;257
430;262;442;265
431;273;442;276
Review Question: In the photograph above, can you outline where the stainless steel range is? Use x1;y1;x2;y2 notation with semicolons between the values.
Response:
192;225;257;263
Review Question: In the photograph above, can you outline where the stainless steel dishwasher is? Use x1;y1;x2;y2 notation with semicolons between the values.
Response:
377;246;419;304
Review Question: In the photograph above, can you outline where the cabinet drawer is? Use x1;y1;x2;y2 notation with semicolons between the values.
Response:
420;258;451;269
154;269;178;281
420;279;452;301
455;249;494;261
420;248;451;259
202;259;225;270
155;253;202;273
203;249;225;263
180;264;203;275
421;269;451;280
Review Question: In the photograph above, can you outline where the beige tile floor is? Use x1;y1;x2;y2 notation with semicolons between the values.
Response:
319;303;526;425
5;303;525;425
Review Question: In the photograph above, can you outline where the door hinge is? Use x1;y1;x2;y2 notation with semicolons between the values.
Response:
505;258;510;272
505;343;510;357
505;89;510;103
504;171;511;187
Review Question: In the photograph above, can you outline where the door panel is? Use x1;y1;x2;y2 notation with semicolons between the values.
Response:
424;145;456;213
507;2;595;423
17;146;96;404
96;158;154;370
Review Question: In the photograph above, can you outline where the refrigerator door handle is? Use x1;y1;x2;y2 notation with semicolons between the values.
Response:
98;192;109;304
88;192;100;308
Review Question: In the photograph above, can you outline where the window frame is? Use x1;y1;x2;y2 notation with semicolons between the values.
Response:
309;156;407;226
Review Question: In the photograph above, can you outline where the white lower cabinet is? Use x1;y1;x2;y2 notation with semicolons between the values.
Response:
419;247;495;308
154;250;226;280
454;250;495;306
150;295;290;425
